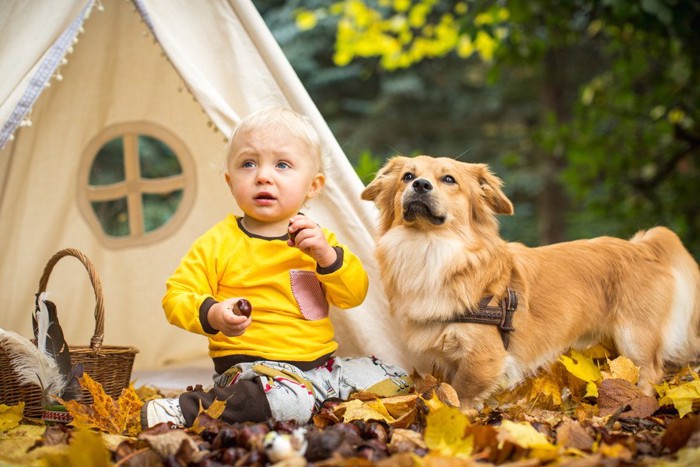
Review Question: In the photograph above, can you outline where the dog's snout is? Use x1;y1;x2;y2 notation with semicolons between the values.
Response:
412;178;433;194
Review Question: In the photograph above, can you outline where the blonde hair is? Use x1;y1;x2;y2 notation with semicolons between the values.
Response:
226;106;325;175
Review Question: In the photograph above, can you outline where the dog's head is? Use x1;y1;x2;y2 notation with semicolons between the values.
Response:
361;155;514;235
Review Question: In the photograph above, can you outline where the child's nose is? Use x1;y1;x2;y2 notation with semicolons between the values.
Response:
256;166;273;184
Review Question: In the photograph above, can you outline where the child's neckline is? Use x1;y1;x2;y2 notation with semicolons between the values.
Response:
236;216;289;241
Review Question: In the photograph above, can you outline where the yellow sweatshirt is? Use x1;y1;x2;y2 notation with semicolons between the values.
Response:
162;215;368;362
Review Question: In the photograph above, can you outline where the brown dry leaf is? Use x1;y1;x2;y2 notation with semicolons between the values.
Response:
467;425;500;463
140;430;200;459
435;382;461;408
388;428;427;454
556;418;594;451
191;398;228;434
312;403;343;428
413;372;440;396
598;378;658;418
661;415;700;453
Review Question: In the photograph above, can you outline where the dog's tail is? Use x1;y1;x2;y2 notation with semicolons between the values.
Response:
632;227;700;360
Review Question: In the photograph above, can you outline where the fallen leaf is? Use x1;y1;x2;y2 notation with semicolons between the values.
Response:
497;420;556;451
435;382;461;408
43;427;111;467
528;374;564;407
598;378;658;418
59;373;143;435
190;398;228;434
140;429;200;459
0;403;24;432
388;428;426;453
423;403;473;458
560;350;601;398
556;419;594;451
598;442;633;462
659;380;700;418
661;415;700;453
602;356;639;384
338;399;394;424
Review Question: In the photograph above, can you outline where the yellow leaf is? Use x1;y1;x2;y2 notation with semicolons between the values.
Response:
43;427;111;467
673;446;700;466
598;442;632;461
585;381;599;398
424;404;472;458
0;403;24;433
497;420;556;452
59;374;143;435
659;379;700;418
205;398;226;419
116;385;145;437
560;350;602;384
339;399;394;424
602;356;639;385
423;390;449;412
528;374;563;407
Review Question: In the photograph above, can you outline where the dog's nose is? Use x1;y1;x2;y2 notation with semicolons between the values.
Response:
412;178;433;194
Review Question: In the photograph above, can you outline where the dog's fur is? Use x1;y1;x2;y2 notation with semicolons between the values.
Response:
362;155;700;407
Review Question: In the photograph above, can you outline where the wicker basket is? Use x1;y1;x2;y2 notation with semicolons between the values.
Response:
0;248;138;418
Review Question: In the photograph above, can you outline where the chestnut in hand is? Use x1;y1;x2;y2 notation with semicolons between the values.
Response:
233;299;252;318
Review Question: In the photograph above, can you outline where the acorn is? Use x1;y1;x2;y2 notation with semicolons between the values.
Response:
233;299;252;318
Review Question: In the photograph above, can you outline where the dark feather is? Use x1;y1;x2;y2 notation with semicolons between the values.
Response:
33;294;80;400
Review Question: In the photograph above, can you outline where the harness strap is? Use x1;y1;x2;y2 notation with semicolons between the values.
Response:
448;287;518;349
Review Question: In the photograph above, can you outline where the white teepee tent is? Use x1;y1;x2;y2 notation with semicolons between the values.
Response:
0;0;411;374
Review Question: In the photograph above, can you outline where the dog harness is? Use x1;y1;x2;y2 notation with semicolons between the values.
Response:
446;287;518;349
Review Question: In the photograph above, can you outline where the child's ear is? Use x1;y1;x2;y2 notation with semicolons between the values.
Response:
225;172;235;196
306;173;325;200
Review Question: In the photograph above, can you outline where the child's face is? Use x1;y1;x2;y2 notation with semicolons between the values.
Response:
225;127;324;229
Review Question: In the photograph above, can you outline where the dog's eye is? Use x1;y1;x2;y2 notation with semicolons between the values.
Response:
442;175;456;184
402;172;415;182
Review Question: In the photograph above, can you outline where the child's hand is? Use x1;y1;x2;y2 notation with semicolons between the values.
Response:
288;215;338;268
208;298;252;337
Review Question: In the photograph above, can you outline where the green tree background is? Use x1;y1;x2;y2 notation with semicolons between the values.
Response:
252;0;700;257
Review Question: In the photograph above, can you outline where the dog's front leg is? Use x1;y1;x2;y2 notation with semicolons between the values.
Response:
451;348;507;409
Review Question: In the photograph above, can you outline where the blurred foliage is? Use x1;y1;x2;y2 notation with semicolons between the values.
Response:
253;0;700;257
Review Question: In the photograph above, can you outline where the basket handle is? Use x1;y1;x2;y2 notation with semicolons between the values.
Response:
37;248;104;352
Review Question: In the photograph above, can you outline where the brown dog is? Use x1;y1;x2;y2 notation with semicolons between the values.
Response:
362;155;700;407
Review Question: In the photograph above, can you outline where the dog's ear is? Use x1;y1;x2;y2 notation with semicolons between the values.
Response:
362;156;408;233
476;165;514;215
361;156;406;201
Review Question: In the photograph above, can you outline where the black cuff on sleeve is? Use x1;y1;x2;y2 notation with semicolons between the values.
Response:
316;246;344;275
199;297;219;335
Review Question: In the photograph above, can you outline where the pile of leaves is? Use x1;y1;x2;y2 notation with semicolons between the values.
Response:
1;348;700;466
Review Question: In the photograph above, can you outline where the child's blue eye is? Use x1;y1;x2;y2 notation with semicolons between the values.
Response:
277;161;290;169
242;161;256;168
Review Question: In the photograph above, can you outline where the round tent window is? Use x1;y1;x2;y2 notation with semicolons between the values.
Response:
79;122;195;248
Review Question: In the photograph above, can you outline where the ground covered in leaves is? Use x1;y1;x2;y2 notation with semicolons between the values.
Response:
1;348;700;466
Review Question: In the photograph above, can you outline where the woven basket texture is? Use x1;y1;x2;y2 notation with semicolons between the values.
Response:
0;249;138;418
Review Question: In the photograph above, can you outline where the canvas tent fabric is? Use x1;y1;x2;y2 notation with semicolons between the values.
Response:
0;0;414;374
